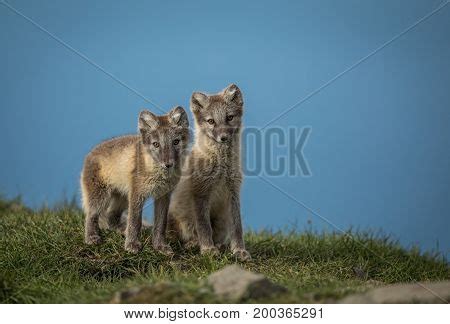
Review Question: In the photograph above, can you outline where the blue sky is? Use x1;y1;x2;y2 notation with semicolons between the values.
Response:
1;0;449;254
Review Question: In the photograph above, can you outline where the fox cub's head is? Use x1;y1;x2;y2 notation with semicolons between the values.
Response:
138;106;190;170
191;84;243;144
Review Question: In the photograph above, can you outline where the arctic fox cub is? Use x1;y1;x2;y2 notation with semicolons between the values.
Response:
81;107;189;254
168;84;251;261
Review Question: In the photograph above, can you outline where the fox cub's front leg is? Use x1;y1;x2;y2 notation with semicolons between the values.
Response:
152;193;173;255
124;191;144;253
194;194;219;256
230;191;251;261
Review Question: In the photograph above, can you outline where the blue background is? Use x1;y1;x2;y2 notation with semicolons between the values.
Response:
1;0;449;254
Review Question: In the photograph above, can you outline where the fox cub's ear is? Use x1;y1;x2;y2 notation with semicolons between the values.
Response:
223;84;243;106
191;92;209;112
169;106;189;128
138;110;159;135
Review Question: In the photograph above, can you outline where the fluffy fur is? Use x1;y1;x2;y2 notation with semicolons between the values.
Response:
81;106;189;254
168;84;251;261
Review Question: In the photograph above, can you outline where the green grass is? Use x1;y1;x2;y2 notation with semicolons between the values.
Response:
0;197;448;303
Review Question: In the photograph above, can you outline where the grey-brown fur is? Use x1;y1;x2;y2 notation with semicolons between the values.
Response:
168;84;251;261
81;106;190;254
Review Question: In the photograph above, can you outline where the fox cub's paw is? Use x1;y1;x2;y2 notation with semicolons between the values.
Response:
85;234;103;245
200;246;220;256
153;242;174;256
232;249;252;262
124;240;142;254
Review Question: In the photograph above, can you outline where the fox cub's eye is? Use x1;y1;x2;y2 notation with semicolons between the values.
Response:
207;119;215;125
226;115;234;121
152;142;160;148
173;139;180;145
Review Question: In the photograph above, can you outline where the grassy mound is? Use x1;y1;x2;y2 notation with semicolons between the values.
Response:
0;198;448;303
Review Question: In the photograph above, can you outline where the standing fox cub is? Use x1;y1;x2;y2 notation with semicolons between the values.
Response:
168;84;251;261
81;106;189;254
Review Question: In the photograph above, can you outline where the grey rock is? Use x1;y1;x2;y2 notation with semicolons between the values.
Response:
340;281;450;304
207;265;286;301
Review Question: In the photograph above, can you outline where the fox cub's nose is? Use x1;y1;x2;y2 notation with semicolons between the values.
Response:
220;135;229;142
163;162;174;169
